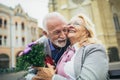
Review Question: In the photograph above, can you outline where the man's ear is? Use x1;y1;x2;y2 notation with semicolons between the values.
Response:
43;31;48;37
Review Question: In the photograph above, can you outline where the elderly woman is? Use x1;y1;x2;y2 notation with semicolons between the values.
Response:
38;13;109;80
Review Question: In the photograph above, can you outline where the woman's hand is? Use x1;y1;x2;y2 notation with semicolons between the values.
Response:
47;63;56;76
32;64;56;80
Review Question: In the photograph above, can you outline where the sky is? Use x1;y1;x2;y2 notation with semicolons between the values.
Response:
0;0;49;27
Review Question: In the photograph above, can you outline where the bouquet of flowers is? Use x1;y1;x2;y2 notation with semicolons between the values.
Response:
17;42;54;80
17;42;54;70
16;42;55;80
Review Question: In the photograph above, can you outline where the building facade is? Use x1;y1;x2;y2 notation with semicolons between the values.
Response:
48;0;120;62
0;4;42;69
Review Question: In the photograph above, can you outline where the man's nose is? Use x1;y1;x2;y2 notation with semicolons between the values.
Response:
59;31;66;38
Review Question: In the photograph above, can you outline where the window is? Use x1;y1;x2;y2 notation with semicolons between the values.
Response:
22;37;25;45
21;22;25;30
31;27;33;34
34;28;36;34
0;54;9;68
31;27;36;34
113;13;120;32
0;35;2;45
16;37;18;45
4;20;7;28
0;18;2;27
108;47;119;62
32;40;34;42
17;9;19;12
4;36;7;45
15;22;18;30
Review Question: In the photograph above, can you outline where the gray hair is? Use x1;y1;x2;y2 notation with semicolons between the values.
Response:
42;12;67;33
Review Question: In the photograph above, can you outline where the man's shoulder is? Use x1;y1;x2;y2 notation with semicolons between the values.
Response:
35;36;48;44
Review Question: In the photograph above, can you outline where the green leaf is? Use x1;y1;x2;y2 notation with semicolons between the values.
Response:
16;43;45;70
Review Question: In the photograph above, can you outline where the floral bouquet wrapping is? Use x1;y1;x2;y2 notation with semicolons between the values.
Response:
17;42;54;80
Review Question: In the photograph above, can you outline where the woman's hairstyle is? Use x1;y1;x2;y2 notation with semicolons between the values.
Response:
75;13;101;44
42;12;67;33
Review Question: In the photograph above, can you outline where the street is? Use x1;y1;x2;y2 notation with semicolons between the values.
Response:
0;71;27;80
0;62;120;80
109;62;120;70
109;62;120;80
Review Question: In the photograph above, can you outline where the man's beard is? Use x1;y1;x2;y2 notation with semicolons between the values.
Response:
53;38;67;47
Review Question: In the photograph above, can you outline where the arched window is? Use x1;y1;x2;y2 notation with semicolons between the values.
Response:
31;27;33;34
4;20;7;28
4;36;7;45
34;28;36;34
113;13;120;32
0;54;9;68
15;22;18;30
16;37;18;45
17;9;19;13
0;18;2;27
22;37;25;45
108;47;120;62
32;40;34;42
21;22;25;30
0;35;2;45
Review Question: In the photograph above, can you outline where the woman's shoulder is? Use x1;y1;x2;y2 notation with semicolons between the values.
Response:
85;43;105;49
83;43;106;53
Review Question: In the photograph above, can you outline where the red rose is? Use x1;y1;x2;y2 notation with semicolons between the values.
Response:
45;55;54;66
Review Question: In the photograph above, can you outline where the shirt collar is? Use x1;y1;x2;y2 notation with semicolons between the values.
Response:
48;39;55;51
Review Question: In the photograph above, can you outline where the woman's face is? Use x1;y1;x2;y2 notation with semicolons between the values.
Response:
67;17;87;45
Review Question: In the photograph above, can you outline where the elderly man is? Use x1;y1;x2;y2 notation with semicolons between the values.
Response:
21;12;70;80
37;12;69;63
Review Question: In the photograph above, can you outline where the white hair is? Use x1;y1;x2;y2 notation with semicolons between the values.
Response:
42;12;67;33
75;13;101;44
73;13;96;37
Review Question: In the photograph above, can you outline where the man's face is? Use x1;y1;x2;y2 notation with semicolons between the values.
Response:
46;17;67;47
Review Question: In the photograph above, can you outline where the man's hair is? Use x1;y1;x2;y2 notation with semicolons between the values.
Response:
42;12;67;33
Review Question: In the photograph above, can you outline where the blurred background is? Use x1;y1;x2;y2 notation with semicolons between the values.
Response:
0;0;120;79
